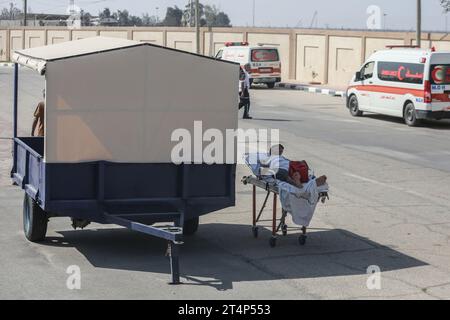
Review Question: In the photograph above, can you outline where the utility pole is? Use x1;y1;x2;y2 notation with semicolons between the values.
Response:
69;0;75;15
446;13;448;33
416;0;421;47
195;0;200;54
252;0;255;27
23;0;27;26
190;0;193;26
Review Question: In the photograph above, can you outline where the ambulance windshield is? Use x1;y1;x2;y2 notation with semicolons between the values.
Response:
251;49;279;62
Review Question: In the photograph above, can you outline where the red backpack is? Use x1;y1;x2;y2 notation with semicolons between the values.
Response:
289;161;309;183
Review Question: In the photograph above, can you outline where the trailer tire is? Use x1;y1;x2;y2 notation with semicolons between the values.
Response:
23;193;48;242
183;217;199;236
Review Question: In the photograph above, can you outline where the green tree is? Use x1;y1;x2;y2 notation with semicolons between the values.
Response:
182;1;206;27
98;7;112;19
162;6;183;26
441;0;450;12
80;10;93;26
129;15;143;26
117;9;130;26
204;5;231;27
142;13;158;26
0;2;22;20
214;12;231;27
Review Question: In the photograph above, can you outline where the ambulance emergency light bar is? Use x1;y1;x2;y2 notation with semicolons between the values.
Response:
225;42;249;47
385;45;436;52
386;45;420;49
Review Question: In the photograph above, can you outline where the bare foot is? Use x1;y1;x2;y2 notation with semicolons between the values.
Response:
316;175;327;187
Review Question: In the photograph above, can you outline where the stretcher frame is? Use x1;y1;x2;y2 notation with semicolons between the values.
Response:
242;175;309;247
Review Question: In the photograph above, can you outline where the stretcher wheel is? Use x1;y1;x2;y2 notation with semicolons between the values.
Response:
282;224;288;236
252;226;259;238
269;236;277;248
298;235;307;246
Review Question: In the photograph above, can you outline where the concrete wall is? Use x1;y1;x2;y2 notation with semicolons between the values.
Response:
0;29;7;61
328;36;362;87
204;31;243;56
2;26;450;87
296;34;327;84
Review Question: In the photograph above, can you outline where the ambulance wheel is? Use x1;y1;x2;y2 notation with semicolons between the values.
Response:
183;217;199;236
23;193;48;242
299;235;307;246
404;103;421;127
267;83;275;89
348;95;363;117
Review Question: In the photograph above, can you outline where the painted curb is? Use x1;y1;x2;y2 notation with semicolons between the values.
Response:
277;82;346;98
0;63;27;68
0;63;15;68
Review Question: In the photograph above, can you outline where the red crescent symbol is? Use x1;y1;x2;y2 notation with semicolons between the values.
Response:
432;66;444;84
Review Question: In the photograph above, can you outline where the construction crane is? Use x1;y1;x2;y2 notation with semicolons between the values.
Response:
295;11;318;29
309;11;318;29
294;18;303;28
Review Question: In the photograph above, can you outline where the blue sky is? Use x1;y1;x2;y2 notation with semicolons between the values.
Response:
0;0;447;31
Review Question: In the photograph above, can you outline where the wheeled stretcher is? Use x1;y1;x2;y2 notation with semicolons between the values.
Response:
242;159;329;247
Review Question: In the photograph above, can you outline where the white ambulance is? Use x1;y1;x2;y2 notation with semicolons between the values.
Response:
347;47;450;126
215;42;282;88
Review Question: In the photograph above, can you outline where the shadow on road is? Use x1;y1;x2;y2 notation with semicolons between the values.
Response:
41;223;427;291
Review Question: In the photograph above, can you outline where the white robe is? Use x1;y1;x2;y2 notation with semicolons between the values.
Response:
278;179;329;227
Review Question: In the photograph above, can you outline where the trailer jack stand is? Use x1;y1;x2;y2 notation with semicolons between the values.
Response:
167;241;182;285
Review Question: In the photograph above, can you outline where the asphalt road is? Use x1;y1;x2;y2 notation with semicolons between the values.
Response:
1;68;450;299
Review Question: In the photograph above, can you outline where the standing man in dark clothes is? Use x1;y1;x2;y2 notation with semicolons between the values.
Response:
239;66;252;119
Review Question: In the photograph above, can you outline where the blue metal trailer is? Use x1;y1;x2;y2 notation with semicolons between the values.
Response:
11;37;238;284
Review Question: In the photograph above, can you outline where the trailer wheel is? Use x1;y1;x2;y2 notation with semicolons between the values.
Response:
183;217;199;236
23;193;48;242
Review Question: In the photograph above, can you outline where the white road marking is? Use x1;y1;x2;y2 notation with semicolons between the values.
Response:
344;172;426;199
343;145;420;161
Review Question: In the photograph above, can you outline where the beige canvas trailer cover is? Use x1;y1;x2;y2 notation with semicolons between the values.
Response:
11;37;239;284
12;36;239;163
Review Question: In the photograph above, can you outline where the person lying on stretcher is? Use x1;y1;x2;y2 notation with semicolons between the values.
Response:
260;144;327;188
